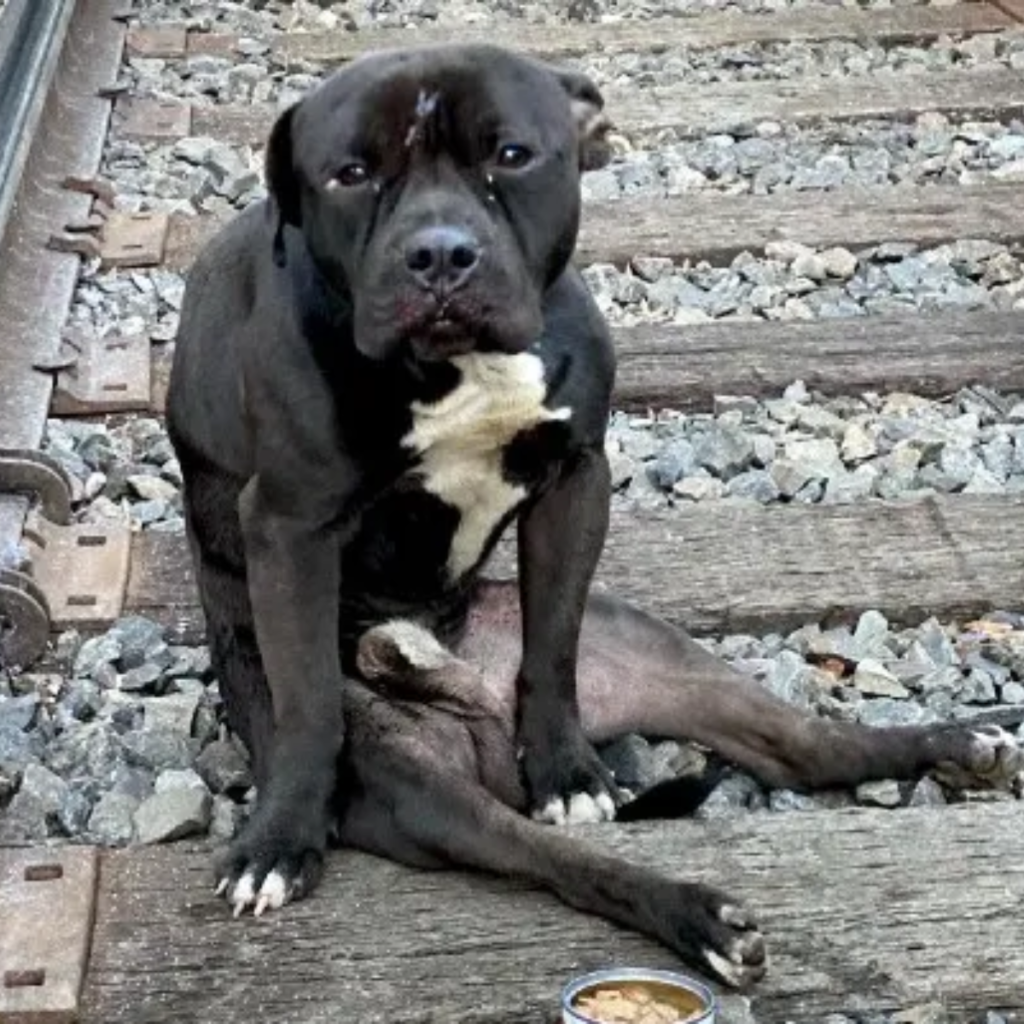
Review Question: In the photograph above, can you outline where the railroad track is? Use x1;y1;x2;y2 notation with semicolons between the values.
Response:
2;1;1024;1021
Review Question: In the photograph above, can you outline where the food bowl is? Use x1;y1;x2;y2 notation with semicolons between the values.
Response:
561;968;716;1024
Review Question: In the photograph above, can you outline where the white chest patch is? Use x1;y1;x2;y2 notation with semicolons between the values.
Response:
403;351;571;579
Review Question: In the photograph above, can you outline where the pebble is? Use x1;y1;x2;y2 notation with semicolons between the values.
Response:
134;771;212;844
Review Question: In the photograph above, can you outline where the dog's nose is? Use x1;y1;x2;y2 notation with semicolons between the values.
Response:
404;226;481;293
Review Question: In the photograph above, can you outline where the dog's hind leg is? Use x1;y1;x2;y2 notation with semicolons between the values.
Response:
461;581;1023;794
337;731;766;990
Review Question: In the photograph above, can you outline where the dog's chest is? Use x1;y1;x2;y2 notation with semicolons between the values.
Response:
402;351;570;578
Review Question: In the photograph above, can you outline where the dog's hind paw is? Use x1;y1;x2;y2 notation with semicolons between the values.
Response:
934;724;1024;792
648;883;766;990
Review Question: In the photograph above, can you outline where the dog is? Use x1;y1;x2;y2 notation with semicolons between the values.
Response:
167;43;1023;989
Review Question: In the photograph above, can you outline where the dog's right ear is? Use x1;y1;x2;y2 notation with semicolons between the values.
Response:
265;104;300;266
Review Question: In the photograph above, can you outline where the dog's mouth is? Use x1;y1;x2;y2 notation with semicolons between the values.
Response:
406;307;479;362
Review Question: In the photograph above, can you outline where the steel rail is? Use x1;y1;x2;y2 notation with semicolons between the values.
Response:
0;0;123;667
0;0;76;247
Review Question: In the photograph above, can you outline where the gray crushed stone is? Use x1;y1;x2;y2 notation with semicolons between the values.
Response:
2;608;1022;849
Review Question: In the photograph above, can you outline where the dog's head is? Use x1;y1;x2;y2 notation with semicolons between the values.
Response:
265;44;611;362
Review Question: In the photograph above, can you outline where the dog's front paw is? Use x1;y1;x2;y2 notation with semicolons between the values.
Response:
523;726;621;826
649;882;767;990
214;811;326;918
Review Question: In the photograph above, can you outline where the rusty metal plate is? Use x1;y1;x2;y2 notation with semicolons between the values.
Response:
187;32;240;56
23;513;131;631
98;211;169;268
125;25;187;58
51;333;152;416
0;847;99;1023
117;98;191;140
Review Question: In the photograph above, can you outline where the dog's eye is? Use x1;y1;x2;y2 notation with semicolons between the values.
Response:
495;144;533;170
329;163;369;189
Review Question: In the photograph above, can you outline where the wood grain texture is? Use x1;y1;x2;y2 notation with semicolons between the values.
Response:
125;494;1024;644
615;67;1024;139
78;803;1024;1023
270;4;1011;63
183;67;1024;148
611;310;1024;411
574;183;1024;267
161;183;1024;273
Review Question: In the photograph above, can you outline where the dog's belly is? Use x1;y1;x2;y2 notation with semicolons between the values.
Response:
401;350;570;578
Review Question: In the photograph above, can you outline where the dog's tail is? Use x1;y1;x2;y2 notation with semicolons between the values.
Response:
615;758;730;821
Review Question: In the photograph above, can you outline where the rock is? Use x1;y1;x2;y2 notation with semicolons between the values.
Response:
768;789;821;812
696;772;765;820
61;679;105;721
110;616;167;671
840;422;878;462
142;692;200;736
73;633;122;679
1001;681;1024;704
908;778;947;808
195;739;252;795
46;722;124;789
851;610;891;660
127;474;179;503
672;476;725;501
88;791;139;844
858;699;936;728
855;779;902;808
209;794;245;840
791;251;828;282
819;247;858;279
891;1003;950;1024
770;457;813;498
853;659;910;699
759;651;817;709
630;256;675;283
823;464;878;504
959;668;997;704
122;726;196;772
916;619;958;667
647;440;696;489
0;693;40;731
134;785;212;844
119;663;163;693
725;469;779;503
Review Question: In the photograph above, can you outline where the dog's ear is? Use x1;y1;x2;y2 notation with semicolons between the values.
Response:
555;69;614;171
265;103;300;266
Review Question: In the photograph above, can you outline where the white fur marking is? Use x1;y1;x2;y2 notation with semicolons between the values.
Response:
254;870;289;917
383;619;451;670
705;949;747;989
595;791;617;821
566;792;605;824
403;351;570;578
532;797;567;826
232;871;256;917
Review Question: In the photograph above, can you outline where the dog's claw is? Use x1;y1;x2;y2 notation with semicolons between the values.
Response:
215;877;229;897
254;894;271;918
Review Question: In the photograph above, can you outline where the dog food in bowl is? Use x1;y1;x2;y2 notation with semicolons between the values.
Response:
562;968;715;1024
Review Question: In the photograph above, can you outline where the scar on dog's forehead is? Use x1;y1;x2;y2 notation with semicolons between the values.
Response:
404;89;440;149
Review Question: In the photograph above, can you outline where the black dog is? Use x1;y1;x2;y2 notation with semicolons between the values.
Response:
169;43;622;906
168;44;1022;989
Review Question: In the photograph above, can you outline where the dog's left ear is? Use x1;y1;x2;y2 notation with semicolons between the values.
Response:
555;69;613;171
265;103;301;266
